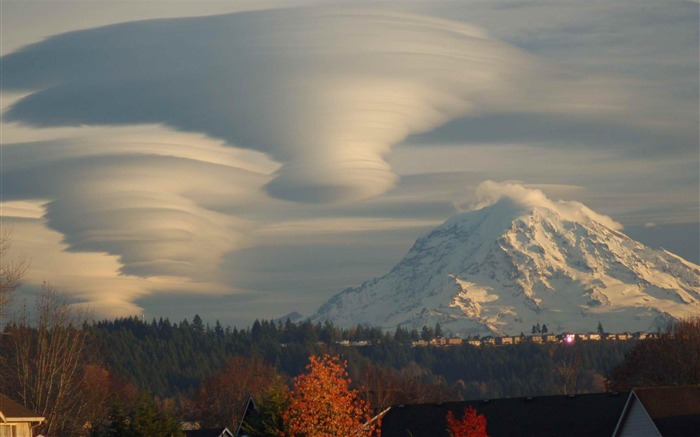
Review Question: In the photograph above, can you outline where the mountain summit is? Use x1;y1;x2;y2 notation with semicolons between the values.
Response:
312;182;700;336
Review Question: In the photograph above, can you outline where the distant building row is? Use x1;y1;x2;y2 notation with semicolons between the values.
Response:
413;331;660;348
327;331;662;348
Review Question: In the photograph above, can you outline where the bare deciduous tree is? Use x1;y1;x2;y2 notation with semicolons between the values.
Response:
360;361;461;410
189;355;279;431
7;283;91;435
0;230;29;319
555;349;581;395
607;317;700;391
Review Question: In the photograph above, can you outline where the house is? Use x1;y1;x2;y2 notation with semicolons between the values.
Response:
617;332;632;341
633;332;649;340
234;397;259;437
466;339;481;347
615;385;700;437
480;336;496;346
495;336;513;346
430;337;447;346
381;392;631;437
0;393;45;437
447;337;462;346
380;386;700;437
558;332;576;343
351;340;370;346
542;334;558;343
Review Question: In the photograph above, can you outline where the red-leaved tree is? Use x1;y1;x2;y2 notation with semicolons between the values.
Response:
283;354;378;437
446;406;489;437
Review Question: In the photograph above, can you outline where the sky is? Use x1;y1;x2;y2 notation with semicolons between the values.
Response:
1;0;698;327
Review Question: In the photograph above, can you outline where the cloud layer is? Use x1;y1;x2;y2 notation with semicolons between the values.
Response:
2;131;267;285
473;180;623;231
2;7;630;203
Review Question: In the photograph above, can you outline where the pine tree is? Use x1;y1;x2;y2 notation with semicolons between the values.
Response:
192;314;204;333
422;325;435;342
435;323;444;339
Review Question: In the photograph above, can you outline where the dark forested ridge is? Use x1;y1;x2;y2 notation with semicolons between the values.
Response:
88;315;632;399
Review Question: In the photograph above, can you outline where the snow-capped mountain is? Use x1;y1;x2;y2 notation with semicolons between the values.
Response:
312;182;700;336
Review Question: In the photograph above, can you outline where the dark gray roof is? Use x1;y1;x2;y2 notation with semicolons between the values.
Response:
381;392;630;437
634;385;700;437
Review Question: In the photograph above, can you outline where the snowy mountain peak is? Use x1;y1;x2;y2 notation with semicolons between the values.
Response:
312;182;700;336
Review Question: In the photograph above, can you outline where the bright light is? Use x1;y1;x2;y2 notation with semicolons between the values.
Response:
565;334;575;344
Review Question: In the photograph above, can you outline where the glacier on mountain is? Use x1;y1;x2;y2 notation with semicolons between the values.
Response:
312;182;700;336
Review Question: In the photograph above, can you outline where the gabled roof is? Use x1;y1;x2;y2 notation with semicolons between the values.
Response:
381;392;630;437
633;385;700;436
0;393;45;423
235;396;259;437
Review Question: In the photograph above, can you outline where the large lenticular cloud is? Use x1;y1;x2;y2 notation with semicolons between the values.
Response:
1;135;267;283
2;7;564;203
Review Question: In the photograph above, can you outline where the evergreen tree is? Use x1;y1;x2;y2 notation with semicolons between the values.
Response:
435;323;444;339
214;320;224;339
597;322;605;335
252;319;262;341
90;395;182;437
192;314;204;333
90;402;138;437
394;325;411;345
421;325;434;342
542;324;548;334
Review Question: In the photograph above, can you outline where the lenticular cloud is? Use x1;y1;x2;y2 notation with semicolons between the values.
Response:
473;180;623;231
3;7;544;203
1;137;266;281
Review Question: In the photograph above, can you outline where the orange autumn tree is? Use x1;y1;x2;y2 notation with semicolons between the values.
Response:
283;354;378;437
446;406;489;437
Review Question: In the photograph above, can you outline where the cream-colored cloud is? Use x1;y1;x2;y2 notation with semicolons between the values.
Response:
0;200;47;219
6;215;251;318
473;180;624;230
2;7;629;203
0;133;275;286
